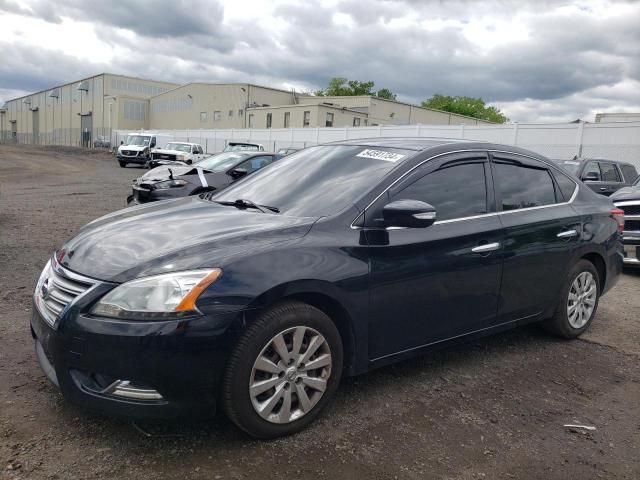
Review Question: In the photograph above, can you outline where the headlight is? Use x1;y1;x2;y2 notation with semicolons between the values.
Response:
154;179;188;189
91;269;222;320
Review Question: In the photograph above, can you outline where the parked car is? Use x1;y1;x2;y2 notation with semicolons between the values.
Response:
32;138;623;439
223;141;265;152
552;157;638;196
127;151;281;205
146;142;207;169
93;136;111;149
611;174;640;266
117;133;173;168
277;147;300;156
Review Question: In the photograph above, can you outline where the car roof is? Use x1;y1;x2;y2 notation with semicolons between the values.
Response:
325;136;478;151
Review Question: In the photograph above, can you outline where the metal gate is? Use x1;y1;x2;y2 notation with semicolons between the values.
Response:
81;113;92;148
32;111;39;144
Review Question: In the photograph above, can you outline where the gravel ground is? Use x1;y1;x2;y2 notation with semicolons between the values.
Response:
1;144;639;480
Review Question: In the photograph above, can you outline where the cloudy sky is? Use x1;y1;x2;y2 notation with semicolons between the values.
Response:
0;0;638;123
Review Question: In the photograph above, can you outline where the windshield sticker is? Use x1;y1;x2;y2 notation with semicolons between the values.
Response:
356;149;405;162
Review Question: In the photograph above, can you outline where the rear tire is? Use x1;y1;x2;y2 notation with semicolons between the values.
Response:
222;300;343;439
543;259;600;338
118;161;126;168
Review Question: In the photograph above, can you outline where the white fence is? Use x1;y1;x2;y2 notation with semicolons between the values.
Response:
113;121;640;169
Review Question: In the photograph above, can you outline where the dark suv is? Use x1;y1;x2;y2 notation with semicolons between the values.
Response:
32;138;623;439
553;157;638;196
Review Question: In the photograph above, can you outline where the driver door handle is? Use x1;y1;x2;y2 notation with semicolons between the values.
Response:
471;242;501;253
557;229;578;239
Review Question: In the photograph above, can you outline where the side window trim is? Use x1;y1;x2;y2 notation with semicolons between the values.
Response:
372;151;492;225
489;152;573;211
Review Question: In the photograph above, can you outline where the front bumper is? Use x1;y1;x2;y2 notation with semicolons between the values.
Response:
127;185;190;205
30;300;236;419
622;236;640;266
117;154;147;165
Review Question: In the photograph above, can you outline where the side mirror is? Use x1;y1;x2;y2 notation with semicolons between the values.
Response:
383;200;437;228
229;167;248;179
582;171;599;182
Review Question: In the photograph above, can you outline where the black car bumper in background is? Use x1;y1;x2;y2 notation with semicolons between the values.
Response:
622;236;640;266
127;185;190;205
117;155;147;165
30;303;236;419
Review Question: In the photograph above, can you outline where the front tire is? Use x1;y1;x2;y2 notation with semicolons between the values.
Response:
118;161;126;168
222;301;343;439
543;259;600;338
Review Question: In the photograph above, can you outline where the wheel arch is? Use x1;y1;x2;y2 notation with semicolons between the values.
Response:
580;251;606;290
242;281;363;377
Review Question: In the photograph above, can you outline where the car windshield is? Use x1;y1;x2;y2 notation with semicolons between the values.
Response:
164;143;192;152
125;135;150;146
213;145;413;217
195;152;250;171
224;144;259;152
553;159;581;176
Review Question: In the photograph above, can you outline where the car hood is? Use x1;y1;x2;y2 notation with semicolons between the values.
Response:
153;148;188;156
57;198;316;282
611;186;640;202
139;165;199;182
119;145;146;151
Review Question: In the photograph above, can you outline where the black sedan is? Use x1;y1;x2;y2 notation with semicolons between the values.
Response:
127;151;281;205
32;138;623;439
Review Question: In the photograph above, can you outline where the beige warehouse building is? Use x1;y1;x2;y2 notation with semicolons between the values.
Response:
1;74;493;147
0;73;178;146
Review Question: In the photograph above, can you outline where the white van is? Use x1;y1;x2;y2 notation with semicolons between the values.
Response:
117;132;173;168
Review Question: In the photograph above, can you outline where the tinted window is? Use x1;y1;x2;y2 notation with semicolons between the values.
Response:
552;170;577;201
494;162;557;210
238;155;273;173
622;165;638;183
583;161;600;181
600;162;621;182
393;163;487;221
214;145;413;217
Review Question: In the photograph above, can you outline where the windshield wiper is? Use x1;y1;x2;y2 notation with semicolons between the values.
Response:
213;198;279;213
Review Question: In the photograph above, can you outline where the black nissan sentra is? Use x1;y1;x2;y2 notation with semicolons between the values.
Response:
32;138;623;438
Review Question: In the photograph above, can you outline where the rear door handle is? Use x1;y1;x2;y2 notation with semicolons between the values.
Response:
557;229;578;239
471;242;501;253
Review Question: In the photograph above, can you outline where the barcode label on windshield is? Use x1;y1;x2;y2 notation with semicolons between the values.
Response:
356;149;405;162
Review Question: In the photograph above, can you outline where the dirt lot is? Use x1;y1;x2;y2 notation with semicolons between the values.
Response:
0;144;639;480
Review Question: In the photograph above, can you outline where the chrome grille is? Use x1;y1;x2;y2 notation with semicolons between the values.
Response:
35;260;95;327
614;201;640;233
619;204;640;216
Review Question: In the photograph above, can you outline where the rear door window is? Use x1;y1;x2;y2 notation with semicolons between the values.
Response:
391;161;488;221
621;164;638;183
583;161;601;181
493;160;557;211
599;162;621;182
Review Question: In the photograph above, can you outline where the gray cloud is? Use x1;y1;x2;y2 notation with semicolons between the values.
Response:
1;0;639;122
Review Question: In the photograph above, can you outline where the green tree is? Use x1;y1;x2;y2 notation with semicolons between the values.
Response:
315;77;396;100
376;88;397;100
421;94;508;123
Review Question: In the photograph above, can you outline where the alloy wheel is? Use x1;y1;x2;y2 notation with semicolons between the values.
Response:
567;271;597;329
249;326;332;424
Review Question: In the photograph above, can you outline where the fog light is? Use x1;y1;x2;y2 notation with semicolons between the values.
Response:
101;380;163;401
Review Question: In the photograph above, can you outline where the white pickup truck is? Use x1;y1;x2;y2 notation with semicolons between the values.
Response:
147;142;207;168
